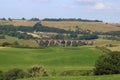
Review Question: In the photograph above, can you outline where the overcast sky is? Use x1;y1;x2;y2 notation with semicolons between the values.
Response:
0;0;120;23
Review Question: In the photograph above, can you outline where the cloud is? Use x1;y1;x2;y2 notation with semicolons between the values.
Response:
18;0;53;3
74;0;103;5
92;2;115;10
75;0;97;3
94;2;105;10
73;0;113;10
28;0;51;1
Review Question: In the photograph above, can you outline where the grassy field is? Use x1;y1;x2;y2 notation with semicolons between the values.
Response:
0;20;120;32
19;75;120;80
0;47;103;72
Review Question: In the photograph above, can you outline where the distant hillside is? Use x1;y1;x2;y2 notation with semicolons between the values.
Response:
0;20;120;32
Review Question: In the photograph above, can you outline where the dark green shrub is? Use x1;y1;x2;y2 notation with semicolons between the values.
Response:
0;70;4;80
60;70;93;76
27;65;49;78
4;68;25;80
2;42;11;47
94;52;120;75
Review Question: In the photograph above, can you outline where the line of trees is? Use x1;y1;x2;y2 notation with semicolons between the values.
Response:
0;17;103;22
51;34;98;40
42;18;103;22
93;31;120;37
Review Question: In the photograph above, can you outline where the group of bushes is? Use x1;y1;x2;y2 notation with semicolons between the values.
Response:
94;47;120;75
94;51;120;75
0;65;49;80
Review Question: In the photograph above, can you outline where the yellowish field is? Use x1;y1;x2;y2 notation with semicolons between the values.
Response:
94;39;120;51
95;39;120;46
42;21;120;32
107;46;120;51
0;20;39;26
0;20;120;32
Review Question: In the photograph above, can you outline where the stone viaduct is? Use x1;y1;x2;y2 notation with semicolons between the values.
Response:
34;39;96;47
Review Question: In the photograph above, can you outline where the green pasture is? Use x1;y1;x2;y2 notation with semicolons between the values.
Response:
0;47;103;72
0;46;119;80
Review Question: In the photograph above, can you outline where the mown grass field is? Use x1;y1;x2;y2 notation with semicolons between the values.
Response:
19;75;120;80
0;20;120;32
0;47;103;72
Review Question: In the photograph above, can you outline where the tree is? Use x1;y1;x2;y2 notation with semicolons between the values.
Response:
2;42;11;47
30;18;39;21
94;52;120;75
33;23;42;31
8;18;12;21
70;33;78;39
79;34;98;40
0;18;6;20
21;17;26;20
54;34;64;39
13;41;19;47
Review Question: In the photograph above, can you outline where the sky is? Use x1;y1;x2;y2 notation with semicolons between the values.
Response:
0;0;120;23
